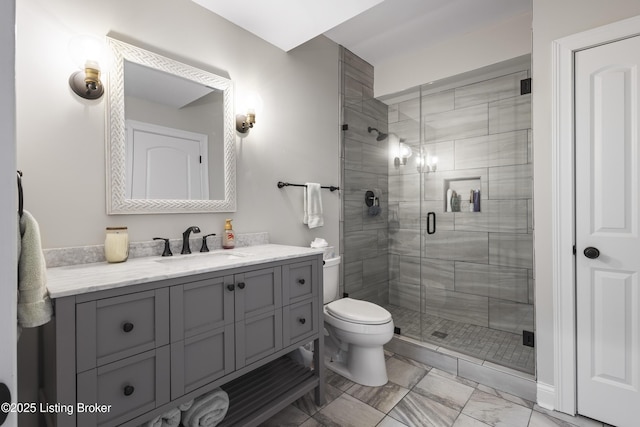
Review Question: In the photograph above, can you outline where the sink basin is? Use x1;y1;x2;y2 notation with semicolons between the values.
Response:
154;250;251;264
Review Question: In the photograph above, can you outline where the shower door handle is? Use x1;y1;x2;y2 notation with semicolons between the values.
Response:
427;212;436;235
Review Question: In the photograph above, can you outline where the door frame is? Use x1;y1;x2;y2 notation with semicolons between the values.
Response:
550;14;640;415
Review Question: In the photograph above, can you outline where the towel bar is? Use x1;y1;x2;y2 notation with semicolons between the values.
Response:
277;181;339;192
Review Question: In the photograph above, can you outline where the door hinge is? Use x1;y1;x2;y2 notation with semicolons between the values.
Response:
520;78;532;95
342;124;349;131
573;245;576;255
199;155;202;164
523;330;535;347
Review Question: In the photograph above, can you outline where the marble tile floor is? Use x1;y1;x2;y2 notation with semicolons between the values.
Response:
382;304;535;375
260;352;610;427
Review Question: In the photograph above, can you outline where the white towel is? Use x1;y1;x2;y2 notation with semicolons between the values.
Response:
179;399;194;411
140;407;181;427
303;183;324;229
17;210;53;339
181;388;229;427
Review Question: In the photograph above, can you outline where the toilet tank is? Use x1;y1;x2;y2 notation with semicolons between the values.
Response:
323;256;341;304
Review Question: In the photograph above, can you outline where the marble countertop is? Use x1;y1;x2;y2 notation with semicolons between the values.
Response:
46;244;324;299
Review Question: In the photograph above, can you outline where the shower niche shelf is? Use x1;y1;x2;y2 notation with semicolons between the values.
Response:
444;177;481;213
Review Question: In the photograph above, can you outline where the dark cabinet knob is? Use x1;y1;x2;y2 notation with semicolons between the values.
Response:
298;279;306;285
298;318;306;324
237;282;246;289
122;322;134;333
123;385;135;396
584;247;600;259
227;284;235;291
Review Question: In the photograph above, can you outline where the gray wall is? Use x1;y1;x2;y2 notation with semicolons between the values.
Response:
16;0;340;252
388;68;533;336
340;48;389;304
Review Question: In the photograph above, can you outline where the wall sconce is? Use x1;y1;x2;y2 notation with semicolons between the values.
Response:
394;142;413;166
236;90;263;135
236;109;256;134
68;35;109;100
424;155;438;173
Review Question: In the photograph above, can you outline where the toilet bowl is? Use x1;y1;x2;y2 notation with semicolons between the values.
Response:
322;257;394;387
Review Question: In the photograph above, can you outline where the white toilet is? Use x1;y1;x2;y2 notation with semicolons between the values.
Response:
323;256;394;386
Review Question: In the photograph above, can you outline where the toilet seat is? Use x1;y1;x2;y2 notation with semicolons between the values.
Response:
326;298;392;325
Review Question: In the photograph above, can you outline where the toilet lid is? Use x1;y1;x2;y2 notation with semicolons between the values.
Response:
326;298;392;325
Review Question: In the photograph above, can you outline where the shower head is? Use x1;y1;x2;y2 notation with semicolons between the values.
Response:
368;126;388;141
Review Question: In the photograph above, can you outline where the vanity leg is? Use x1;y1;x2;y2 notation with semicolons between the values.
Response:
313;335;325;406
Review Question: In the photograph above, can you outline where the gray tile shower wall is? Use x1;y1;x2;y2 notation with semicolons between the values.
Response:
340;47;389;305
388;69;534;335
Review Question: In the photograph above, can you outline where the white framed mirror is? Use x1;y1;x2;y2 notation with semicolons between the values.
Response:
106;37;236;214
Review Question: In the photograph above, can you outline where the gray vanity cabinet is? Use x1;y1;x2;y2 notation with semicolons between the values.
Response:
42;253;324;427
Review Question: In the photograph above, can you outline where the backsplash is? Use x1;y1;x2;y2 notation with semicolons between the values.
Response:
44;232;269;268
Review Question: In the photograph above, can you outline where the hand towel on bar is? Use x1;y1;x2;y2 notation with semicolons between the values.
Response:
17;210;53;339
140;407;181;427
181;388;229;427
303;183;324;229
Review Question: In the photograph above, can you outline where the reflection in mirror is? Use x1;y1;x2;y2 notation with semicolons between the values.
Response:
106;37;235;214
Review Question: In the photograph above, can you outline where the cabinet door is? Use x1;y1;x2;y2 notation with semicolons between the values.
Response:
170;325;234;399
235;310;283;369
282;259;318;305
76;347;170;427
76;289;169;372
170;275;234;341
234;267;282;320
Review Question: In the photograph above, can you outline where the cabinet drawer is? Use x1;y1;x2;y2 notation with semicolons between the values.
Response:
283;298;319;346
76;289;169;372
77;347;170;427
283;260;318;304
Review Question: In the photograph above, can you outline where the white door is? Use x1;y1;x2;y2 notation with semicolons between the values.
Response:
575;35;640;427
126;120;209;200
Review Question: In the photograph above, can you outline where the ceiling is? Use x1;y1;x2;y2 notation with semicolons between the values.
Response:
192;0;532;66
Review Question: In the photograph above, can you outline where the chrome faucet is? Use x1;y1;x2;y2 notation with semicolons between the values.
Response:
181;226;201;254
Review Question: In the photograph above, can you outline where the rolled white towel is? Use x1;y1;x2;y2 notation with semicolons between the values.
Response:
181;388;229;427
140;407;180;427
179;399;194;412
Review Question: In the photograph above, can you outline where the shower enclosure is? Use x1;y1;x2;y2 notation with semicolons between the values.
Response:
340;49;534;375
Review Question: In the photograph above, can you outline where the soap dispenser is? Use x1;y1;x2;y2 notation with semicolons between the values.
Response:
223;219;235;249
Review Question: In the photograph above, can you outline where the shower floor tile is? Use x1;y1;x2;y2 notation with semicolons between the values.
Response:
382;304;535;375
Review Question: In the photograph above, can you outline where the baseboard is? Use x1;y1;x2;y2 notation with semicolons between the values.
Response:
536;382;556;411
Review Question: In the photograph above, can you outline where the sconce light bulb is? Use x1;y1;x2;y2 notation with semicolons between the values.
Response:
399;143;413;159
68;35;106;100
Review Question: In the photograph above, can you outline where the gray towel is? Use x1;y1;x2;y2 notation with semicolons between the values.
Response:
17;210;53;338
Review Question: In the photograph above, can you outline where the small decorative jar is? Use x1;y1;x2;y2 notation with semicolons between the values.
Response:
105;227;129;263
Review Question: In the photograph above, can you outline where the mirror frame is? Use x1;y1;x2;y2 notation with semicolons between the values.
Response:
106;37;236;214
